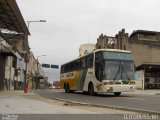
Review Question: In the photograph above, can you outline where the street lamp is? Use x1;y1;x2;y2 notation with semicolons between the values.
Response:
37;55;46;68
27;20;46;29
37;55;46;59
36;55;46;89
25;20;46;89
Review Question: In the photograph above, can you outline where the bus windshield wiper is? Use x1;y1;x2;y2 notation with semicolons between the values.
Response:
113;62;121;80
121;65;130;80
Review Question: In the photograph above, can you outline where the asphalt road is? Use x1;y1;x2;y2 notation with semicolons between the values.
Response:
35;89;160;114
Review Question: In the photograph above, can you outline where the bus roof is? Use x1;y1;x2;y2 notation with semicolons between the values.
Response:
61;52;93;66
94;49;132;53
61;49;132;66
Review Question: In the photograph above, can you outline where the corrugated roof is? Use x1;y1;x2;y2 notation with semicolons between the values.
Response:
0;0;30;35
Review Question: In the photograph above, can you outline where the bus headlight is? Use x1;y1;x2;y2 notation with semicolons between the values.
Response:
130;86;135;89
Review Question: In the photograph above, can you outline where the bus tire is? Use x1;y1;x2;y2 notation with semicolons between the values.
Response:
88;83;95;96
114;92;121;96
65;83;70;93
83;91;88;95
69;90;74;93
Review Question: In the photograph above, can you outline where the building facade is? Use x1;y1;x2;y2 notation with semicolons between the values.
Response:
128;30;160;89
0;0;46;91
79;43;96;57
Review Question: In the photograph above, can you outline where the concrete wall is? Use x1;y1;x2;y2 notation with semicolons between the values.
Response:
5;57;15;90
28;51;36;89
128;41;160;67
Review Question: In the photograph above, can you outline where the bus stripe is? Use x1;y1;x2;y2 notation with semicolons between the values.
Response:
77;68;88;91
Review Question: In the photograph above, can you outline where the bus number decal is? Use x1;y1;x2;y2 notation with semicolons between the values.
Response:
60;72;75;80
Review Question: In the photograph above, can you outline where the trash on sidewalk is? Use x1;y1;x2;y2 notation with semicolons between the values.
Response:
24;87;28;93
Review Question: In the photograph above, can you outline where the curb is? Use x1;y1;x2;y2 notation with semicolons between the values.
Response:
52;97;160;115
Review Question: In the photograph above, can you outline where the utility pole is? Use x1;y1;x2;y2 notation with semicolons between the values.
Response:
25;20;46;89
36;55;46;89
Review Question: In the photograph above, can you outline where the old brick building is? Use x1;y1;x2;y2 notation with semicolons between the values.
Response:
129;30;160;89
128;30;160;66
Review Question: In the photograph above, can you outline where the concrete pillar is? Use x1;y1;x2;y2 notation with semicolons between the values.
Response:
125;33;129;50
0;54;6;91
114;29;129;50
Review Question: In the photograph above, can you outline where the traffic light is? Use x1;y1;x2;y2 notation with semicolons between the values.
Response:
42;64;50;68
51;64;59;69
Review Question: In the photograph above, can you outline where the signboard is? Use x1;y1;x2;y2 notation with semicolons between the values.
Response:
51;64;59;69
17;59;25;70
135;73;143;80
42;64;59;69
42;64;50;68
135;70;144;89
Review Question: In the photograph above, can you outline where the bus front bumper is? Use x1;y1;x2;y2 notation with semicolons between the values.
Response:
101;84;135;93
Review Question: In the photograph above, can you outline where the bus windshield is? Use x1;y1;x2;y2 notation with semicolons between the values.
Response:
95;51;135;81
104;61;135;80
53;81;60;86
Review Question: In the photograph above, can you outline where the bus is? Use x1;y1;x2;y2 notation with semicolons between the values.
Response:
49;81;60;89
60;49;135;96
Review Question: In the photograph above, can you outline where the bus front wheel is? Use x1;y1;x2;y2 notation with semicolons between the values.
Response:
88;83;96;95
114;92;121;96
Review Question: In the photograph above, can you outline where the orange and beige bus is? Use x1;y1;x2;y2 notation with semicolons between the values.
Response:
60;49;135;96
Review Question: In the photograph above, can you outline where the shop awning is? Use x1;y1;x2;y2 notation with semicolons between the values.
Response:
136;64;160;71
0;0;30;35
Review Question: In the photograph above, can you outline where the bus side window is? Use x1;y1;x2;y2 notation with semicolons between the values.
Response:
81;57;86;68
70;62;74;71
95;52;102;61
68;63;71;72
74;60;80;70
64;65;67;73
66;64;69;72
61;65;64;73
87;54;93;68
72;61;76;70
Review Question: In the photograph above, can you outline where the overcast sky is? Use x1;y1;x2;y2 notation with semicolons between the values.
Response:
16;0;160;82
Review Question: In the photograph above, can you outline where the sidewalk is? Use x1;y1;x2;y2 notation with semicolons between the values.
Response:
0;90;138;115
0;90;95;114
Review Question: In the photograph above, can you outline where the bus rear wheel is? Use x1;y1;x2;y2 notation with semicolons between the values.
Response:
83;91;88;95
114;92;121;96
64;83;70;93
